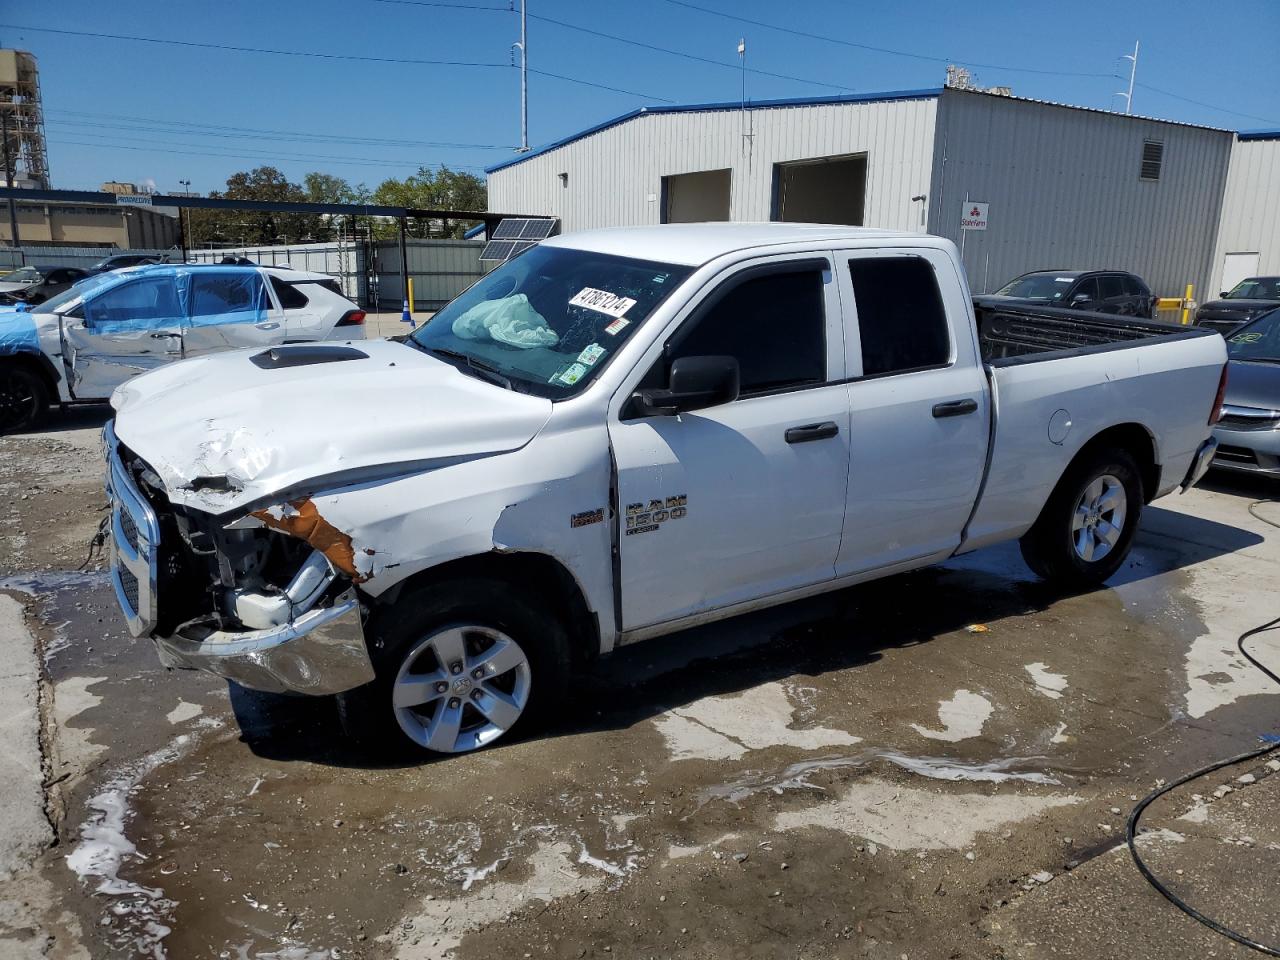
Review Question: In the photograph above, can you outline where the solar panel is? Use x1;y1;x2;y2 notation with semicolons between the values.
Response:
480;218;559;263
479;240;517;262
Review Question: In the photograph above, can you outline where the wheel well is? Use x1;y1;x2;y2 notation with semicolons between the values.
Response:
1072;423;1159;503
0;351;59;399
373;552;601;668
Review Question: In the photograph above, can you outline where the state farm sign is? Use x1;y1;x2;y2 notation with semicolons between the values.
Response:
960;201;989;231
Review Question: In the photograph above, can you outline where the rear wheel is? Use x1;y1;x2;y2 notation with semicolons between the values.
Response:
337;579;571;757
1019;446;1144;590
0;362;49;435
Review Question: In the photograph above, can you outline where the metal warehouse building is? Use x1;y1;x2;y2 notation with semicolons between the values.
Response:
1211;131;1280;296
487;87;1258;300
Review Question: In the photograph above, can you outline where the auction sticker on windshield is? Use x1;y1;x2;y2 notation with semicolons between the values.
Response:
578;343;606;366
569;287;637;319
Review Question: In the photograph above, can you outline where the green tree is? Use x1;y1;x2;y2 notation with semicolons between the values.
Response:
187;166;323;247
372;165;486;238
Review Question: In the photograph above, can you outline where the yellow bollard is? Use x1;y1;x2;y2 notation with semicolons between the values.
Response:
1180;283;1193;325
408;277;415;314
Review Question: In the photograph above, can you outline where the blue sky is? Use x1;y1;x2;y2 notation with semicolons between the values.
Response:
12;0;1280;195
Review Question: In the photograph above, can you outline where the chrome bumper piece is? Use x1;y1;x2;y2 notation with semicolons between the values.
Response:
104;421;375;696
1180;437;1218;492
155;588;375;696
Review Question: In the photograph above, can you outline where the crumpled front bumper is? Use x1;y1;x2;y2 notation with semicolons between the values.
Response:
105;421;375;697
154;588;375;696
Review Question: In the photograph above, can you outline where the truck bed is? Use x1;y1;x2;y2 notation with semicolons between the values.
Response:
972;297;1213;364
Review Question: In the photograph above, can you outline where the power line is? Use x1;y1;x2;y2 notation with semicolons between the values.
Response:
46;137;488;172
529;68;673;102
659;0;1119;80
1134;82;1280;126
370;0;510;10
45;116;512;151
0;22;507;68
3;21;669;101
525;11;851;92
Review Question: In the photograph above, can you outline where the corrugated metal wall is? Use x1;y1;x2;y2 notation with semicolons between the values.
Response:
188;241;365;301
488;96;938;234
928;89;1234;297
1209;136;1280;294
374;238;484;307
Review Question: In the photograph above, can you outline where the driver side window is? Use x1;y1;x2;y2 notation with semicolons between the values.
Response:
656;265;827;397
83;278;181;324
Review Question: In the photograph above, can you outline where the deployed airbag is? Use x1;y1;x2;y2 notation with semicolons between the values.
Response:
452;295;558;349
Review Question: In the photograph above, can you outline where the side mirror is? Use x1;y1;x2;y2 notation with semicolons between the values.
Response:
1071;293;1092;305
1220;291;1229;298
632;355;740;416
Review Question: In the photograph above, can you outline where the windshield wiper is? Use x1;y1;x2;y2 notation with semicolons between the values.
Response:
423;346;516;390
1236;356;1280;365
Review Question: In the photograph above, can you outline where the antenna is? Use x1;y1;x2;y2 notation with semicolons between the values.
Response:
512;0;529;152
738;38;753;157
1116;40;1139;115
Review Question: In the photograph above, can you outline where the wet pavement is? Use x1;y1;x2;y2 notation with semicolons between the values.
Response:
0;405;1278;959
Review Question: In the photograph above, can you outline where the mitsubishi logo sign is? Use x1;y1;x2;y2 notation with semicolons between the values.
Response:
960;201;989;231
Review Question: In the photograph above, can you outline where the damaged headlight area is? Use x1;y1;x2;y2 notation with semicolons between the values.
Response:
106;424;375;696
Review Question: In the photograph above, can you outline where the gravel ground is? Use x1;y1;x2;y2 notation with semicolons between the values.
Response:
0;404;1277;960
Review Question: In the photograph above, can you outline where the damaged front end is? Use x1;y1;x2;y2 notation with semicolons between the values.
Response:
104;421;374;696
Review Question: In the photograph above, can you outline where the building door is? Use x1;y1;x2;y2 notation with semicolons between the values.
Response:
773;154;867;226
662;169;731;223
1221;252;1260;296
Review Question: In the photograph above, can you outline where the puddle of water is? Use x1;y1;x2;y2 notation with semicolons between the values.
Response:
0;569;111;594
879;750;1061;785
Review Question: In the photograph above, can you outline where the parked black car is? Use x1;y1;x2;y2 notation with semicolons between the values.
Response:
1194;276;1280;336
989;270;1157;317
0;265;91;304
86;253;168;275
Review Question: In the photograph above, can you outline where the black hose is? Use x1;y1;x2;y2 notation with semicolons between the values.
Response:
1125;499;1280;955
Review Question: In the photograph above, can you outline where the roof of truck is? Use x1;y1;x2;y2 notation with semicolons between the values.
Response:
543;223;931;266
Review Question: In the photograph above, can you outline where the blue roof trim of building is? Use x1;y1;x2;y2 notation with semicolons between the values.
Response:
484;88;943;175
1239;129;1280;142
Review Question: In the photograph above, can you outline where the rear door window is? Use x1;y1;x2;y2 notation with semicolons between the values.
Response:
270;276;310;309
847;256;950;376
189;271;269;323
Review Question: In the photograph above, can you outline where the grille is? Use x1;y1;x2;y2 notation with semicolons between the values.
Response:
119;506;139;551
118;566;139;614
1219;413;1280;430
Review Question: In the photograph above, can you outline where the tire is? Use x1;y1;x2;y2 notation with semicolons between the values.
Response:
0;362;49;435
1019;446;1144;590
336;578;571;757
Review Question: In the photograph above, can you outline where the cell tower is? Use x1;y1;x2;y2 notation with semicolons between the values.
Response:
0;50;50;189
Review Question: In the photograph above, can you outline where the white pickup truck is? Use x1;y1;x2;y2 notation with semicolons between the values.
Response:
103;225;1227;756
0;263;365;434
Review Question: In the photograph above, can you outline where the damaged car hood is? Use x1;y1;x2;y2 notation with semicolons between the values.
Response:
110;338;555;514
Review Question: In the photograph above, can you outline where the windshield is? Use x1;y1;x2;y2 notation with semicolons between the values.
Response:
31;272;125;314
1227;308;1280;362
409;244;691;398
994;273;1075;301
1224;277;1280;301
3;267;42;284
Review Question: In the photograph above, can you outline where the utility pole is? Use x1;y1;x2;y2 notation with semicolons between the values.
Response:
1;106;19;247
512;0;529;152
178;178;192;261
738;38;752;158
1118;40;1139;115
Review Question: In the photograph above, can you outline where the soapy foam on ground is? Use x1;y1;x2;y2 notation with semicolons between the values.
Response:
653;681;860;762
1025;663;1068;699
774;778;1079;850
910;690;994;742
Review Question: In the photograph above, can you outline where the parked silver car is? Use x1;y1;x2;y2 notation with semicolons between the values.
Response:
1213;306;1280;477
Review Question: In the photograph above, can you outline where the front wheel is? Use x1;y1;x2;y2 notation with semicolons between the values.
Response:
336;579;571;757
0;362;49;435
1019;446;1144;590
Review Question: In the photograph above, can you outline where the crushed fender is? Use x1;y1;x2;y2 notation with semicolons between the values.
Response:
251;498;372;583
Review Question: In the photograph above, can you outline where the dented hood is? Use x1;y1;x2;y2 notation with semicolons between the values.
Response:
110;338;554;514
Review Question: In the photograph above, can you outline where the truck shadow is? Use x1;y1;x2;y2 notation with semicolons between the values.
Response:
229;496;1264;768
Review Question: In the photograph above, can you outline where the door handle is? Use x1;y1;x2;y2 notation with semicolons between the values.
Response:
255;321;281;331
932;398;979;418
785;421;840;444
150;332;179;339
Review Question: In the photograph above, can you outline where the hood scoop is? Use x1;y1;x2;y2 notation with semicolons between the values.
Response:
250;345;369;369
